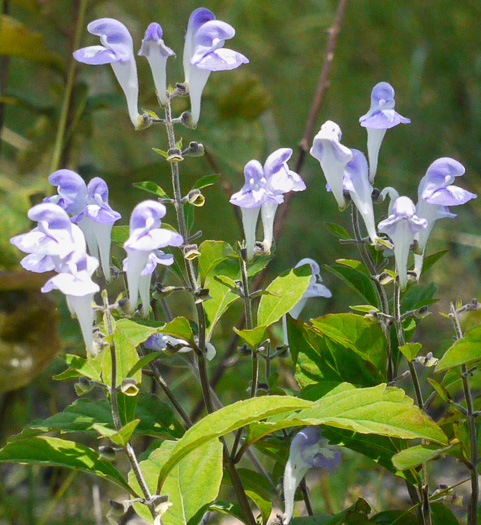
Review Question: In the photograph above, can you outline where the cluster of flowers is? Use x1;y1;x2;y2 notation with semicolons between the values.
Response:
309;82;477;289
73;8;248;129
10;170;182;354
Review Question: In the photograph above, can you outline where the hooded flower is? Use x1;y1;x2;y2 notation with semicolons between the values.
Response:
414;157;477;275
230;149;304;259
183;8;248;127
283;427;341;524
282;258;331;346
74;18;142;129
123;201;183;316
10;203;86;273
343;149;378;243
138;23;175;106
47;170;121;281
359;82;410;182
310;121;353;210
144;333;216;361
378;196;428;289
42;251;100;355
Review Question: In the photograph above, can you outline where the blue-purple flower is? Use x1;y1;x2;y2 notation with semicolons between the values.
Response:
343;149;378;243
359;82;410;182
310;121;353;210
138;23;175;106
47;170;121;281
378;196;428;289
183;8;248;127
414;157;477;275
283;427;341;524
74;18;142;129
230;149;304;259
123;201;183;316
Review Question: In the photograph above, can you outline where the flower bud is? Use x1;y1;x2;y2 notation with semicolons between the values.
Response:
120;378;139;396
184;141;205;157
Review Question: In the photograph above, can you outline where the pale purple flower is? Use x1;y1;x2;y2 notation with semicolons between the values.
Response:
10;203;86;273
138;23;175;106
283;427;341;524
123;201;183;316
310;121;353;210
359;82;410;182
183;8;248;127
378;196;428;289
145;333;216;361
414;157;477;275
230;149;304;259
343;150;378;243
47;171;121;280
42;251;99;356
74;18;141;129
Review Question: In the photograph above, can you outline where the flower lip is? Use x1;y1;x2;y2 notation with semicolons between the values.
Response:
87;18;133;53
138;22;175;58
46;169;87;216
359;81;410;130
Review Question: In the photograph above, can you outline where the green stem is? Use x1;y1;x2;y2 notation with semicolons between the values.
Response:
450;304;478;525
50;0;88;172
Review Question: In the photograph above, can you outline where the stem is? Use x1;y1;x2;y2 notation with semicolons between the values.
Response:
0;0;10;160
102;295;157;520
299;478;314;516
450;304;478;525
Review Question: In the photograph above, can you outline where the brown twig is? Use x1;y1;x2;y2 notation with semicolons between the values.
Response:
191;0;349;421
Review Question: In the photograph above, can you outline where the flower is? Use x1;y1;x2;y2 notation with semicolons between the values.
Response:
282;258;331;346
42;251;100;356
74;18;142;129
359;82;410;182
10;203;86;273
310;121;353;210
414;158;477;275
144;333;216;361
183;8;248;127
343;149;378;243
378;196;428;289
283;427;341;524
138;23;175;106
230;149;304;259
47;170;121;281
123;201;183;316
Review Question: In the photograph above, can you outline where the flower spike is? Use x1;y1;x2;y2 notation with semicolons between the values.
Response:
74;18;142;129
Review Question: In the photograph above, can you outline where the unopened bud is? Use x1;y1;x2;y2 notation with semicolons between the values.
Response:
136;113;153;131
99;446;117;461
181;111;195;129
184;244;201;260
120;378;139;397
184;141;205;157
187;189;205;207
74;376;93;396
414;306;430;319
416;352;439;367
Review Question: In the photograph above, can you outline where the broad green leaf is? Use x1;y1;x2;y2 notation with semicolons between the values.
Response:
324;264;379;308
436;323;481;371
392;444;448;471
157;396;313;487
198;240;235;285
257;266;312;327
401;282;438;312
93;420;140;447
336;258;370;276
193;174;220;190
349;305;380;313
127;351;164;378
398;343;422;363
240;383;448;457
115;319;158;347
290;498;371;524
161;317;196;346
324;222;350;240
130;440;223;524
246;490;272;525
132;181;168;198
233;326;267;348
56;354;101;382
421;250;448;273
204;273;240;340
208;501;244;522
184;203;194;233
0;15;63;70
0;436;134;494
370;510;417;524
431;503;461;525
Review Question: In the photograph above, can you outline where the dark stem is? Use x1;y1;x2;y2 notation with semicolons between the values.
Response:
299;478;314;516
0;0;10;160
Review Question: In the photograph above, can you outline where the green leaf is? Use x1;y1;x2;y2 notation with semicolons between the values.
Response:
290;498;371;524
161;317;196;347
157;396;313;487
0;15;63;70
127;351;164;378
208;501;244;522
214;275;238;291
198;240;235;285
184;203;194;233
431;503;460;525
132;181;168;198
324;222;350;240
392;444;448;471
56;354;101;382
398;343;422;362
0;436;134;494
193;174;220;190
115;319;158;347
349;305;380;313
436;323;481;372
130;439;223;524
233;326;267;348
111;225;130;246
257;265;312;327
176;137;183;149
324;264;379;308
421;250;448;273
336;258;370;276
152;148;169;158
93;420;140;447
370;510;417;524
401;282;438;311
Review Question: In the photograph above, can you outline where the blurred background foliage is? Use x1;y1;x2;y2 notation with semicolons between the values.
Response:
0;0;481;522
